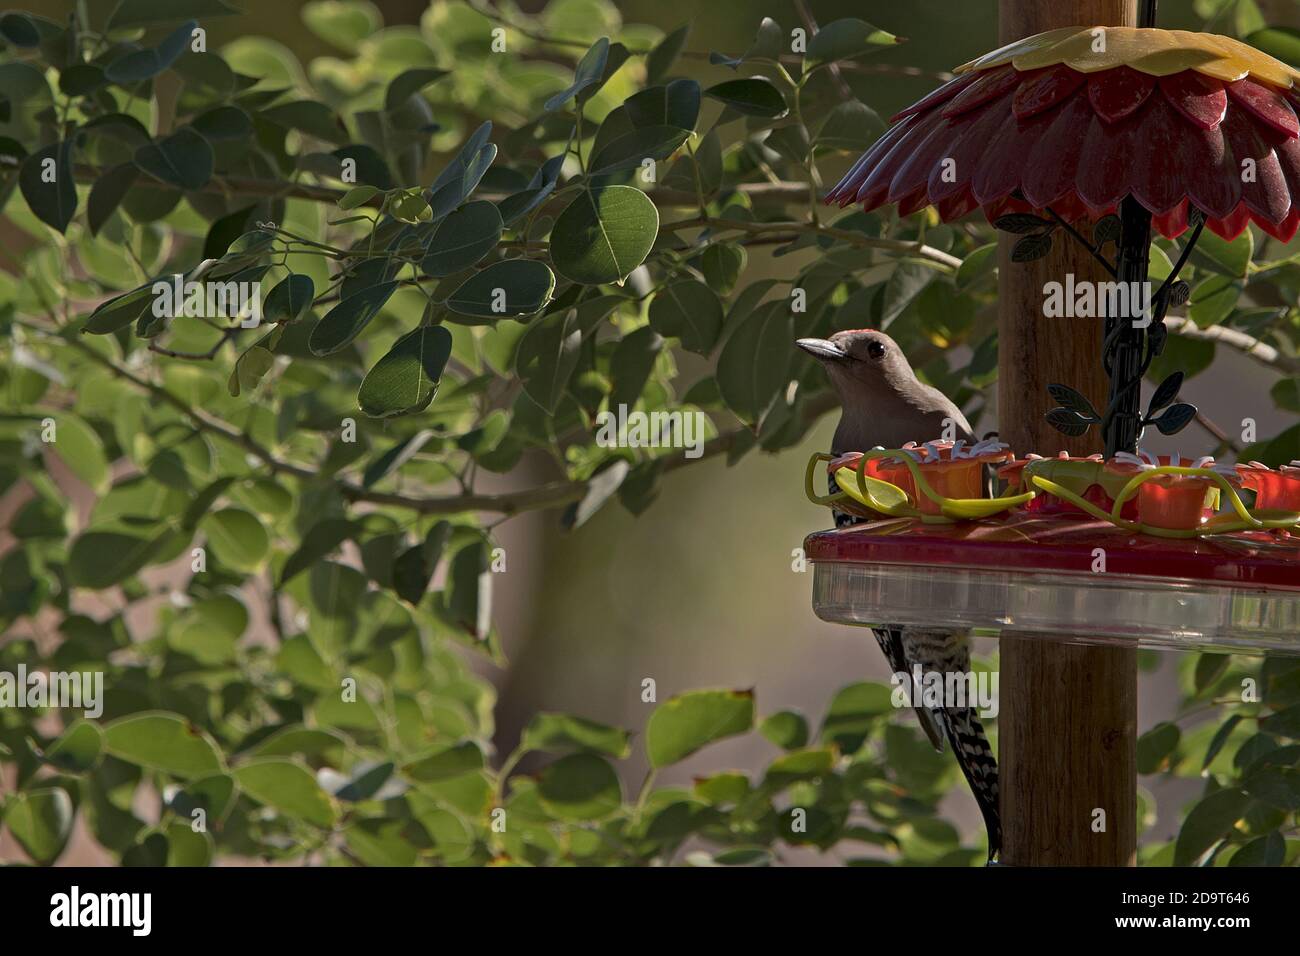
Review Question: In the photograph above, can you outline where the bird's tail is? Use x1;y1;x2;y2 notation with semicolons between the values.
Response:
906;629;1002;862
939;705;1001;862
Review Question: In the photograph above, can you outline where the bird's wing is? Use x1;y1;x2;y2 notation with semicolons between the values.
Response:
872;626;946;751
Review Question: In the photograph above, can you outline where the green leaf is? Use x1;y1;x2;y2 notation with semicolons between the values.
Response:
338;184;380;210
87;163;139;236
516;307;582;412
110;0;239;29
308;280;398;354
1173;787;1250;866
701;242;746;296
104;712;223;778
1190;227;1253;277
105;19;195;84
44;721;104;774
1228;831;1285;867
1136;721;1180;774
806;18;899;70
3;788;73;865
815;100;884;152
234;759;337;828
429;121;496;218
421;200;502;277
544;36;610;111
200;507;269;571
564;460;629;529
716;300;792;425
646;689;755;767
280;517;354;585
550;186;659;285
646;24;690;84
403;741;484;782
710;17;782;69
648;279;724;354
703;78;787;119
263;273;315;324
1247;27;1300;67
19;140;77;233
1188;274;1243;328
759;710;809;750
67;530;163;588
445;540;491;640
228;345;274;397
392;521;452;605
446;259;555;319
47;414;109;494
134;128;215;191
820;681;893;753
588;125;691;176
608;325;662;410
190;105;252;140
521;713;632;758
385;67;450;112
358;325;453;418
83;282;155;334
260;100;348;144
536;753;622;820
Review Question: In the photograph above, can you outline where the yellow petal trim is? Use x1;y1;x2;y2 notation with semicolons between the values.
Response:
955;27;1300;90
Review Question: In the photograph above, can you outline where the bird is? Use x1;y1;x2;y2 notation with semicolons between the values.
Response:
797;328;1001;862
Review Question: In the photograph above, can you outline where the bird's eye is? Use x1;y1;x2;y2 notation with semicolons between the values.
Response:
867;341;886;360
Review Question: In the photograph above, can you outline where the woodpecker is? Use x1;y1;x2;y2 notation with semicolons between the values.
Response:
797;329;1001;862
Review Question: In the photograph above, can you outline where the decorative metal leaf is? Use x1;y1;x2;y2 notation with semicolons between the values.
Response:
1046;383;1099;421
1153;402;1196;435
993;213;1051;235
1148;320;1168;357
1148;371;1183;416
1011;232;1053;263
1045;407;1091;437
1168;280;1190;306
1092;215;1121;247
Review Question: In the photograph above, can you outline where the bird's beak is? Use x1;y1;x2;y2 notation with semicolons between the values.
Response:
796;337;847;361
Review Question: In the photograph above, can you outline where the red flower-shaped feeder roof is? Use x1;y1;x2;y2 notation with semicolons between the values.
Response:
825;27;1300;240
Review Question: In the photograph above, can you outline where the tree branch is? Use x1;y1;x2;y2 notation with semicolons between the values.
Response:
1163;316;1300;375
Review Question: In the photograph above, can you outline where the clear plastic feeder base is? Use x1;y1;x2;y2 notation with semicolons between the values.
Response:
806;515;1300;655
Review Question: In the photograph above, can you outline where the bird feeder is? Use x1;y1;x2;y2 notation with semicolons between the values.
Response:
803;0;1300;865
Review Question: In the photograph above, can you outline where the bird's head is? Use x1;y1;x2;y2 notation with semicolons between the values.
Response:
795;329;912;396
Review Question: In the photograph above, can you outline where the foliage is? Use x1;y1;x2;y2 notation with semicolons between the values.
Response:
0;0;1297;866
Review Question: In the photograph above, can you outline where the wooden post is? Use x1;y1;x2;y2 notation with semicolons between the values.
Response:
997;0;1138;866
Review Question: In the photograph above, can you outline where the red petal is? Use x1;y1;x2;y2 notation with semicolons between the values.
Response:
1256;205;1300;241
854;111;943;209
1075;107;1144;212
1012;65;1086;121
1021;93;1094;209
929;88;1016;202
887;115;962;204
972;103;1059;205
1206;204;1251;240
941;65;1021;119
891;71;979;123
1226;78;1300;139
937;186;979;221
1220;106;1290;226
1151;96;1238;219
897;186;932;217
825;113;916;206
1087;67;1155;125
1152;202;1189;239
1157;72;1227;131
